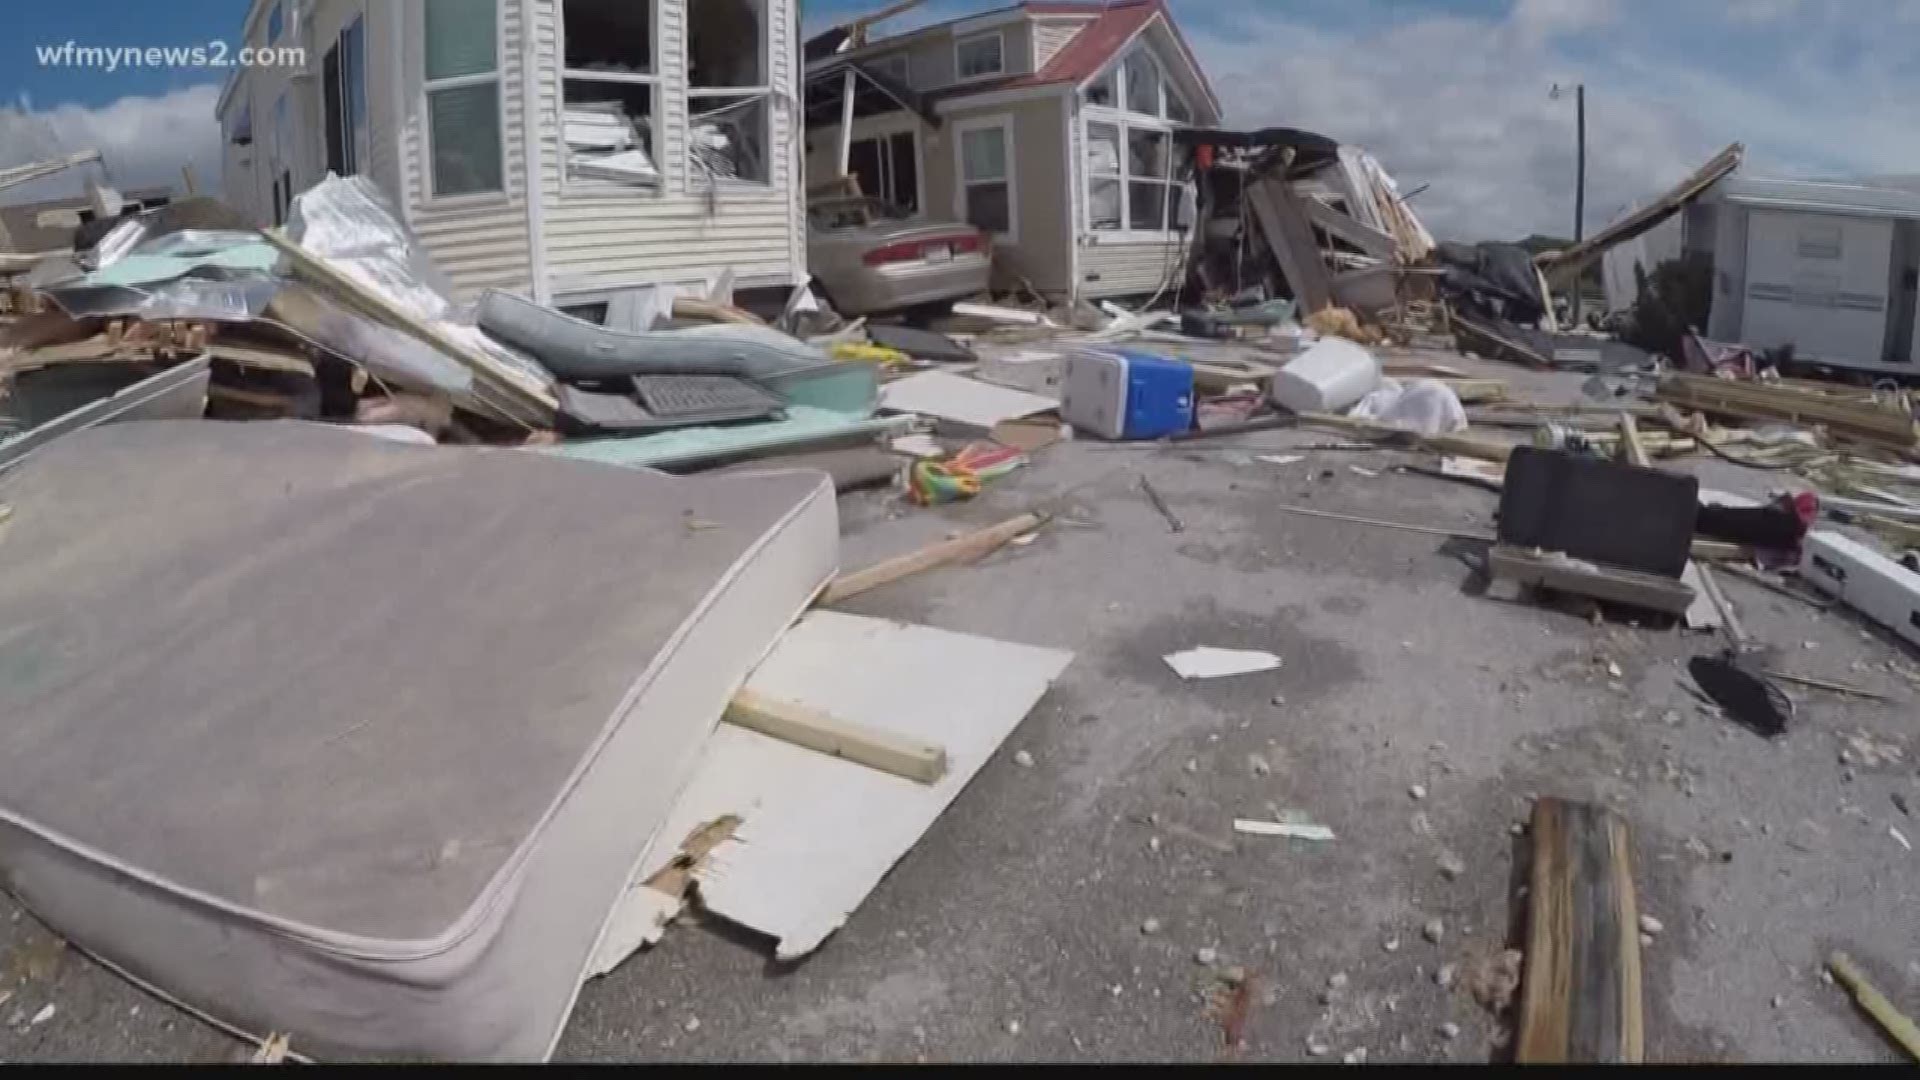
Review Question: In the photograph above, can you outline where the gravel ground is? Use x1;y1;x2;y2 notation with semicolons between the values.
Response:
2;349;1917;1063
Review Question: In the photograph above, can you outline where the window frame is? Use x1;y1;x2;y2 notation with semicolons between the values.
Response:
952;113;1018;244
847;121;925;217
420;0;508;204
557;0;664;193
686;0;775;189
1079;43;1190;241
954;30;1006;83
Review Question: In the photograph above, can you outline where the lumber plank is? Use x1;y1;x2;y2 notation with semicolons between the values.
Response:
1517;798;1644;1063
1246;177;1333;313
1298;195;1399;261
1619;414;1650;468
1489;545;1695;616
1297;411;1517;461
820;512;1045;605
725;689;949;784
1830;952;1920;1062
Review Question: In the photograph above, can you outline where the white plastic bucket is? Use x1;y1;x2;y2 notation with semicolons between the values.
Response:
1269;337;1381;414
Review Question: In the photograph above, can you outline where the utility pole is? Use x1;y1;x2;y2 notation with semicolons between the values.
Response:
1573;83;1586;327
1551;83;1588;326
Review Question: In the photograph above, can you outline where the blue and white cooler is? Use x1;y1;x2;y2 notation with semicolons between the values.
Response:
1061;348;1195;440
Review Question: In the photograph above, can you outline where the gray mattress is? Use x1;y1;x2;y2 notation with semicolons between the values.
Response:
0;421;839;1059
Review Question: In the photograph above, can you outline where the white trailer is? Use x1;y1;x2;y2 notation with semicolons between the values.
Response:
1704;176;1920;377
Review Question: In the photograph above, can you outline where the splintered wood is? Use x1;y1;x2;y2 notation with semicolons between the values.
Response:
1517;798;1644;1064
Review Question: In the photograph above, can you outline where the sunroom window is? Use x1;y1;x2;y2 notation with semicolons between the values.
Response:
1082;44;1192;233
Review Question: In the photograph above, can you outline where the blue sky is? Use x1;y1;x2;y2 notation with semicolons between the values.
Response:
3;0;1917;239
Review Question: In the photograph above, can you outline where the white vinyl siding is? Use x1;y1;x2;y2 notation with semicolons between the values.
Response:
1032;18;1089;70
403;0;534;299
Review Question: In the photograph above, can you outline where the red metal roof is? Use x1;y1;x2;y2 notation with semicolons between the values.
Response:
953;1;1220;118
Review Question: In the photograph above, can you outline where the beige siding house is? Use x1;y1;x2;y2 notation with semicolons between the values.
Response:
804;0;1221;303
216;0;806;308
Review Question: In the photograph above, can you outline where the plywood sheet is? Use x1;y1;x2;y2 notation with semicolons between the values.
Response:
602;612;1072;963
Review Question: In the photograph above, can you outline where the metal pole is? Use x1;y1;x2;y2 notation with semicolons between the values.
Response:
838;69;858;179
1571;84;1586;327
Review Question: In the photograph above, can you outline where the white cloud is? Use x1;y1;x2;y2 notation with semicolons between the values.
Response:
0;84;223;205
1511;0;1618;41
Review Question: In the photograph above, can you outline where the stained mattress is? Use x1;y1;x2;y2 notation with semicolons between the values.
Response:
0;420;839;1059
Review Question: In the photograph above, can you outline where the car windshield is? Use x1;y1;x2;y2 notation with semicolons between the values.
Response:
809;198;913;231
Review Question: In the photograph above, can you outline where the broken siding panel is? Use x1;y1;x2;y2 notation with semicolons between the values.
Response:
403;0;535;300
1032;18;1090;70
539;0;802;295
1079;238;1185;299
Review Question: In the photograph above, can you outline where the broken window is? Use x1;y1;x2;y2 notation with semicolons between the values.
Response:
848;131;919;214
956;31;1004;80
959;120;1013;237
687;0;771;184
424;0;504;197
562;0;660;185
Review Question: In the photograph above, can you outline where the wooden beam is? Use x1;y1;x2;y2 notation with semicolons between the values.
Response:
1517;798;1645;1064
1298;196;1398;261
1246;177;1334;314
1830;952;1920;1062
820;512;1045;605
1618;413;1650;468
1489;544;1696;615
1540;143;1743;288
726;689;949;784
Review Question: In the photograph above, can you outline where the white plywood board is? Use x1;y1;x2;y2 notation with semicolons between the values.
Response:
878;371;1059;430
598;612;1072;967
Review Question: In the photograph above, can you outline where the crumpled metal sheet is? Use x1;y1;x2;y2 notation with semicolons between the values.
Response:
286;175;556;404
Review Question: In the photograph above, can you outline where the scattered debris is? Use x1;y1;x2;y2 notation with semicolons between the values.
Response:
30;1002;55;1026
1012;749;1035;769
1164;648;1284;681
1436;962;1458;989
1423;918;1446;944
1439;1021;1461;1041
1409;784;1428;801
1234;818;1335;842
1141;918;1162;936
1828;952;1920;1062
1196;946;1220;966
1438;851;1466;879
1893;827;1913;853
1138;474;1186;534
1471;949;1525;1016
1517;799;1643;1063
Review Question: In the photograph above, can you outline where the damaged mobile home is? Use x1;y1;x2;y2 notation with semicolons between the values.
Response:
216;0;807;310
804;0;1225;303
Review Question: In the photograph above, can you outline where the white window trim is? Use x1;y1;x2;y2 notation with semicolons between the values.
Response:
687;0;776;190
420;0;510;207
556;0;666;196
953;30;1006;84
952;113;1018;244
1079;44;1189;243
